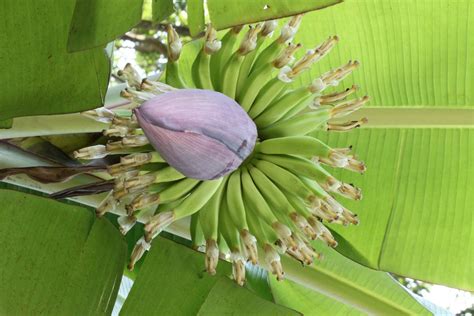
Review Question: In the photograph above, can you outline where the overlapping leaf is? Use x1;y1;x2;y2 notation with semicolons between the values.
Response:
120;237;298;315
207;0;342;30
0;1;110;121
0;189;126;314
314;128;474;290
68;0;144;52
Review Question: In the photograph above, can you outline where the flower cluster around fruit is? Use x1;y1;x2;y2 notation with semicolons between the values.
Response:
77;15;369;285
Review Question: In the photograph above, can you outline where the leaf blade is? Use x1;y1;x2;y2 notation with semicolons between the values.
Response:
0;189;126;314
207;0;342;30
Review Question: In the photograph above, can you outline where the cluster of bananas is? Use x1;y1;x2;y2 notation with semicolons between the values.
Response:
77;15;369;285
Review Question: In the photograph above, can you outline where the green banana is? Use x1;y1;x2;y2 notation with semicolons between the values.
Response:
219;195;242;253
238;43;300;112
236;36;265;96
256;153;331;185
237;62;275;111
248;77;288;119
253;87;314;128
222;25;260;98
192;49;213;89
155;165;185;183
190;213;205;249
257;153;360;200
248;164;293;218
166;61;187;88
298;176;329;199
241;166;278;225
199;177;227;242
259;109;331;139
226;169;258;263
280;97;320;120
258;136;332;159
226;169;248;230
210;26;243;91
191;26;220;90
245;204;285;280
221;52;245;98
145;178;223;240
285;193;314;219
236;20;277;96
153;177;201;203
248;165;315;237
219;191;246;285
241;166;297;250
252;159;315;204
172;178;224;220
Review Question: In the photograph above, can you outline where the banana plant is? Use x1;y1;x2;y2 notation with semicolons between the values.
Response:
0;0;472;314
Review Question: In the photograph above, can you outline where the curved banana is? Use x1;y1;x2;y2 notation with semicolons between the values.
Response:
226;169;258;264
157;177;201;203
144;178;223;240
222;25;260;98
166;25;187;88
238;43;301;112
221;53;245;98
248;164;316;240
236;20;277;96
192;26;221;90
258;136;332;159
258;152;361;199
244;204;285;280
251;159;315;205
259;109;331;139
199;177;228;274
250;15;303;74
219;194;246;285
241;166;296;250
256;153;334;188
166;61;187;89
253;86;314;128
190;213;205;249
210;26;243;91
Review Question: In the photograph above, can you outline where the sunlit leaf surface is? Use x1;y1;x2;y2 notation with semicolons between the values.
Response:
294;0;474;108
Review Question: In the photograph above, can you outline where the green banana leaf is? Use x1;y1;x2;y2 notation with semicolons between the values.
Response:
0;189;126;315
0;120;12;129
207;0;343;30
68;0;144;52
272;241;435;315
289;0;473;291
187;0;205;37
0;1;110;121
152;0;175;23
293;0;474;108
120;237;299;315
315;128;474;291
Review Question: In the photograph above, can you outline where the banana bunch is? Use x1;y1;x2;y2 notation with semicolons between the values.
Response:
77;14;369;285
